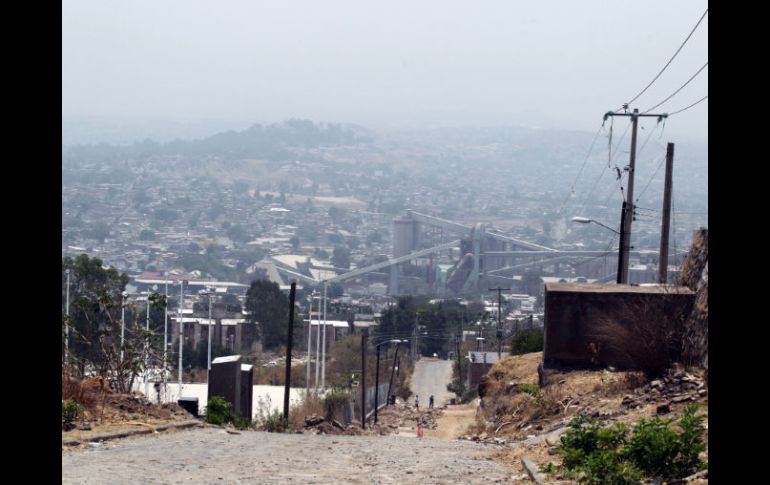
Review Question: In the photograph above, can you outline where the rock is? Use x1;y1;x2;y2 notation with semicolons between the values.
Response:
650;380;663;389
77;425;92;431
656;403;671;415
304;415;325;427
672;395;694;403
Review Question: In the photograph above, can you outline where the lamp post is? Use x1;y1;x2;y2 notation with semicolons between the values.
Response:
386;340;409;404
204;288;215;378
178;280;185;397
571;211;624;283
373;340;400;424
163;272;169;392
120;290;128;361
306;291;318;396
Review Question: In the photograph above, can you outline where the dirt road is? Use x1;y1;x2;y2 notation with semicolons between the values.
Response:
62;427;514;484
409;358;454;408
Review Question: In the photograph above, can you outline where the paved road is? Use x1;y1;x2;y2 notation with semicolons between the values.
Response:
409;358;455;408
62;428;513;484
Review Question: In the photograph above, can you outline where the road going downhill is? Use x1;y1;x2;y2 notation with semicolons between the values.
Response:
62;428;513;484
409;358;455;408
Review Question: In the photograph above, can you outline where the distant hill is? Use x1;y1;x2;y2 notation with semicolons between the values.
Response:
62;119;374;163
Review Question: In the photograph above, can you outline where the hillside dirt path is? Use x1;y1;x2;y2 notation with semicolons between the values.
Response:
62;427;515;484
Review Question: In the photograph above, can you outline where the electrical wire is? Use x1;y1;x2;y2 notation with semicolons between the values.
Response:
574;120;631;216
557;124;605;215
643;61;708;113
668;95;708;116
619;8;708;109
635;152;668;203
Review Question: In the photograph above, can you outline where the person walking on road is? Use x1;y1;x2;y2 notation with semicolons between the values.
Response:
415;395;419;409
429;395;434;409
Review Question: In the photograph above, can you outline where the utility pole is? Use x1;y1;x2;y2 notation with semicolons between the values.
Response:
616;201;627;284
306;292;315;397
65;268;70;365
374;343;381;424
488;287;509;358
120;291;127;361
456;334;462;395
163;273;168;394
283;282;296;422
386;341;401;406
361;329;368;429
145;295;150;397
659;142;675;284
178;280;184;397
207;291;214;375
603;109;668;283
315;291;321;391
321;281;327;389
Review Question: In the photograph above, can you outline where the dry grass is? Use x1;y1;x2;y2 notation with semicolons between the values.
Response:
289;392;325;429
588;292;691;378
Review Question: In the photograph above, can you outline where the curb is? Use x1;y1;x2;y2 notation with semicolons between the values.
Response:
62;420;202;447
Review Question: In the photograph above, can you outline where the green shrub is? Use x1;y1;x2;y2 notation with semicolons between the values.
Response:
62;399;84;430
557;405;706;483
204;396;233;426
262;409;288;433
322;388;350;421
511;327;544;355
232;414;254;430
624;405;706;478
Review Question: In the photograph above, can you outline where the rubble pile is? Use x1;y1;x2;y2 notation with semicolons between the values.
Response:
620;366;707;413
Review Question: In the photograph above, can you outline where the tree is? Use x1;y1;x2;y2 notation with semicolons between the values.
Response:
244;280;294;351
327;282;344;299
331;246;350;269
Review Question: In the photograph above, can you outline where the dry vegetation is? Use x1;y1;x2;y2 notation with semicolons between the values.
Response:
62;366;193;440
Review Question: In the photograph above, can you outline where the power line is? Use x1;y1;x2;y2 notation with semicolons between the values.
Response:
574;120;631;216
557;124;605;215
643;61;708;114
621;8;708;109
668;95;708;116
635;152;668;203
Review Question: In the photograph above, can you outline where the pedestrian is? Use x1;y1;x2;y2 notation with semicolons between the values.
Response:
415;395;419;409
429;395;434;409
416;419;424;438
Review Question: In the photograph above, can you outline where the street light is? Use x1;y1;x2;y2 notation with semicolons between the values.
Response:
200;288;216;379
571;205;626;284
373;339;403;424
571;216;620;235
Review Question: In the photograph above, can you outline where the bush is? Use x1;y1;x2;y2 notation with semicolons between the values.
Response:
624;405;706;478
204;396;233;426
556;405;706;483
262;410;288;433
511;327;544;355
62;399;84;431
322;388;350;421
232;415;254;430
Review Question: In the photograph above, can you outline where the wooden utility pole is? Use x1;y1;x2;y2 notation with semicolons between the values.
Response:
488;287;510;358
360;329;368;429
658;143;675;283
386;342;401;406
616;201;627;284
283;282;296;422
603;109;668;283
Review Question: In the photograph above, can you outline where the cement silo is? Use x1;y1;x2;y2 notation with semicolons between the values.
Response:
392;217;419;258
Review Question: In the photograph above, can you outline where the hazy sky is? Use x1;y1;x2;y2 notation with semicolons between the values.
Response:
62;1;708;141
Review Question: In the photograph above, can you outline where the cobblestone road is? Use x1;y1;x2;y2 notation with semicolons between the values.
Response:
62;427;515;484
